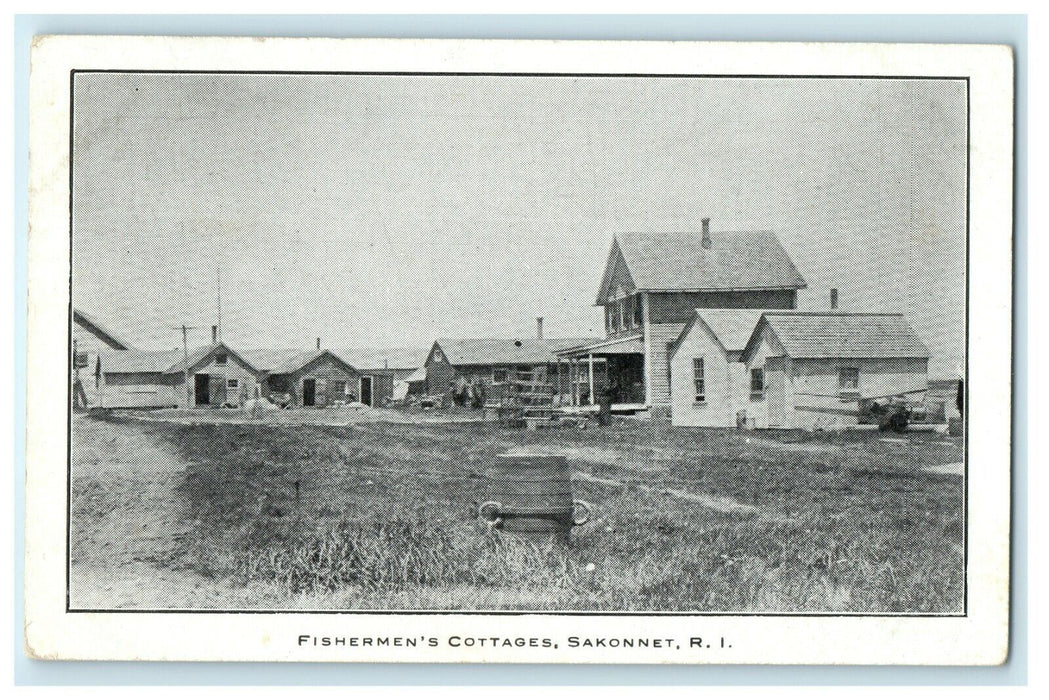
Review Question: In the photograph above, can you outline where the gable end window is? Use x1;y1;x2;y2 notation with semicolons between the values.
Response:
750;368;765;399
215;352;228;366
692;358;705;403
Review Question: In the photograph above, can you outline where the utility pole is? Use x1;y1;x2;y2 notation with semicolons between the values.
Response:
181;325;191;407
172;324;199;407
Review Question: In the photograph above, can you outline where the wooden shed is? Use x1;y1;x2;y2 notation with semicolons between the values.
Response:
248;349;361;408
739;312;930;430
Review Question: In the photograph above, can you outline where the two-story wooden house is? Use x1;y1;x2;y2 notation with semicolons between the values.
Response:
557;219;806;414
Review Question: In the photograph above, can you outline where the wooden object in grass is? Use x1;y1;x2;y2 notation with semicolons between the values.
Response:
479;453;590;544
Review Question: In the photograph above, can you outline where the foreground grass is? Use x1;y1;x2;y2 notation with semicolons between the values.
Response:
71;415;964;612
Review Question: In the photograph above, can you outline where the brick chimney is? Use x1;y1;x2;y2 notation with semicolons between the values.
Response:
536;317;544;340
701;218;711;249
211;325;218;343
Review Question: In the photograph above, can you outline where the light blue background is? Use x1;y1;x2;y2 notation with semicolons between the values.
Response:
13;13;1027;686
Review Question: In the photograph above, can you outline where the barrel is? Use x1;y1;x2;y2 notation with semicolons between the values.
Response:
479;453;590;542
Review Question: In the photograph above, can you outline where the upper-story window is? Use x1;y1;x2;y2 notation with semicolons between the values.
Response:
633;294;643;327
215;352;228;366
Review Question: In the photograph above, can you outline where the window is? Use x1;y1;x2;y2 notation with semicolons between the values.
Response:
830;288;839;310
839;368;860;395
692;358;705;402
493;368;509;384
621;299;630;329
227;378;238;389
73;351;89;369
633;294;643;327
331;380;346;396
215;352;228;366
750;368;765;398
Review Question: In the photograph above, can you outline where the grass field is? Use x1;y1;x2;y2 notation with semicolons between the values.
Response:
69;411;964;612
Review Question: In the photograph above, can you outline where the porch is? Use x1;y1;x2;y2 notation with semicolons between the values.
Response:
555;335;647;412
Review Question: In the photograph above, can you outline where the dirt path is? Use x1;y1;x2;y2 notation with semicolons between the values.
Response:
69;416;218;609
573;471;758;515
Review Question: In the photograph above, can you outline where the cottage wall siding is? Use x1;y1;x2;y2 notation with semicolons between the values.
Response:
286;355;360;407
99;372;178;408
787;357;929;430
648;290;796;324
670;323;734;427
645;322;686;406
742;324;782;429
176;352;260;408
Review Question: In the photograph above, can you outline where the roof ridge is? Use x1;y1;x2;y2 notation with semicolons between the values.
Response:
762;311;905;317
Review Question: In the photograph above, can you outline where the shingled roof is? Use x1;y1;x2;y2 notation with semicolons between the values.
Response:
332;347;428;371
73;308;133;350
745;312;930;360
99;349;183;374
432;338;599;366
596;230;806;303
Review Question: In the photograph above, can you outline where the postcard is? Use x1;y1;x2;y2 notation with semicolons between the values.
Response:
25;36;1013;663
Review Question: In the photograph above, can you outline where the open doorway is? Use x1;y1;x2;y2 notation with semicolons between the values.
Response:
194;374;210;406
302;378;316;407
360;376;373;407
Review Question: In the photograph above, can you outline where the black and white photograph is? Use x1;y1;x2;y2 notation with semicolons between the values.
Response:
66;69;968;614
24;36;1014;664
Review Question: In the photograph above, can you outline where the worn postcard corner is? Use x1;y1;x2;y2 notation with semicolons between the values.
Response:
24;36;1013;665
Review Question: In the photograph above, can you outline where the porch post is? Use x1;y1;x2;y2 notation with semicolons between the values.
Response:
642;291;652;406
588;354;595;405
571;359;578;406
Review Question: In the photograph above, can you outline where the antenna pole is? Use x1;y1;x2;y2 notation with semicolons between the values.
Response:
216;265;222;342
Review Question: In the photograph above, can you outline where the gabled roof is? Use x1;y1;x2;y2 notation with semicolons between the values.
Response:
271;349;358;376
432;338;600;366
743;312;930;361
100;349;183;374
332;347;428;371
670;309;768;360
596;230;807;303
164;343;260;375
237;349;308;374
73;308;133;350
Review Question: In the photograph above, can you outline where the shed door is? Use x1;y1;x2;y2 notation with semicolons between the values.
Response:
194;374;210;406
360;376;373;407
302;378;316;407
766;357;786;427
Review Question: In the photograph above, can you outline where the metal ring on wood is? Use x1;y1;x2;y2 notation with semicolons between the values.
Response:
571;499;593;526
478;501;504;527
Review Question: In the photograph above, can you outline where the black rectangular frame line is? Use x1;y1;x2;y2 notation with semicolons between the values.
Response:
65;69;972;617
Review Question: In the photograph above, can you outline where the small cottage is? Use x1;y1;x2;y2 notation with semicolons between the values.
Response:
739;312;930;430
425;336;599;404
332;347;429;407
246;349;361;408
668;309;767;427
96;349;182;408
164;342;263;408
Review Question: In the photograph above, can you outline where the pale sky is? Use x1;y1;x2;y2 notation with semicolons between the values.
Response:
72;73;967;378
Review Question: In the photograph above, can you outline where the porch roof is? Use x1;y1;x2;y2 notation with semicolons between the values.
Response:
555;335;644;358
